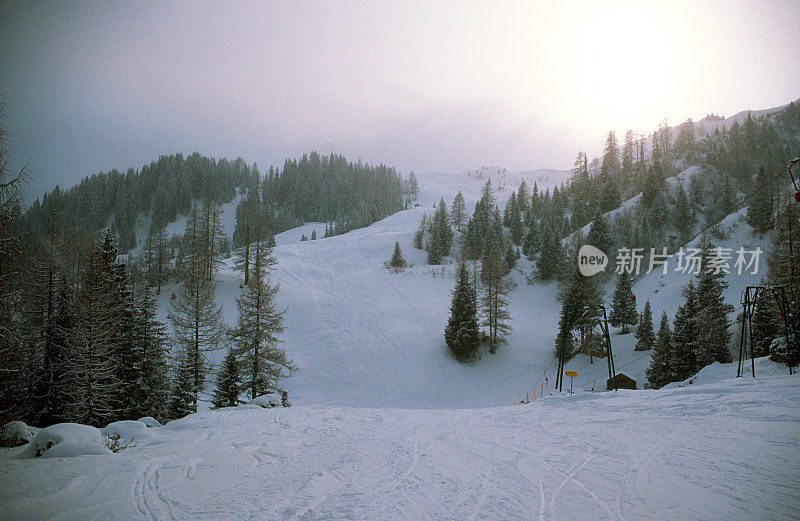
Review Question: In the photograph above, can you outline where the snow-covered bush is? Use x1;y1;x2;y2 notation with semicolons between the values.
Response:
1;421;36;447
16;423;109;459
248;393;282;408
42;441;112;458
137;416;163;428
102;420;148;441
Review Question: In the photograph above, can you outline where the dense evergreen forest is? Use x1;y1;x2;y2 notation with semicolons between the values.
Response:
2;137;408;430
21;151;407;253
433;101;800;381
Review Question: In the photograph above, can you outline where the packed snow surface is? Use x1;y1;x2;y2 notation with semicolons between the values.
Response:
2;368;798;520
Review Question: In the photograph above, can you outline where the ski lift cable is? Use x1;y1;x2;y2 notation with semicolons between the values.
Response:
685;161;796;247
789;157;800;195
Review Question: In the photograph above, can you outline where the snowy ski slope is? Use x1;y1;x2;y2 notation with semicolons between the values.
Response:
3;166;797;521
2;363;797;520
149;165;771;409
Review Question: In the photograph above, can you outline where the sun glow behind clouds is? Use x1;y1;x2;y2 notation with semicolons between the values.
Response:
511;2;704;137
1;0;799;195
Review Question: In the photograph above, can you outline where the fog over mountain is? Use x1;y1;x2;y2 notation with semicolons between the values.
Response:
2;1;799;199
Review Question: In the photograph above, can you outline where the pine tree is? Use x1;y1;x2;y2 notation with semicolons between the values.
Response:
767;192;800;297
709;175;735;223
100;231;142;420
746;165;774;235
451;191;467;232
674;118;697;160
536;223;563;281
0;99;25;426
634;300;655;351
516;180;529;214
144;219;170;293
311;229;317;240
63;241;122;426
200;198;227;279
18;216;71;425
167;347;196;420
670;281;699;381
444;264;480;361
389;241;407;270
229;237;295;400
621;130;636;186
508;200;524;246
522;222;540;258
694;238;734;367
764;193;800;369
414;214;426;250
674;185;695;243
600;176;621;213
646;311;673;389
481;241;512;353
170;209;227;411
211;348;241;408
407;171;419;197
601;131;620;182
464;181;495;258
504;243;519;271
609;271;637;333
233;192;260;285
427;198;453;265
750;294;779;357
134;286;170;421
585;215;612;262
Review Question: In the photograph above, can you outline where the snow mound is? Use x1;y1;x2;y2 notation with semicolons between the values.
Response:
40;440;111;459
17;423;108;459
1;421;36;447
102;420;148;441
136;416;162;428
663;356;793;389
248;393;282;408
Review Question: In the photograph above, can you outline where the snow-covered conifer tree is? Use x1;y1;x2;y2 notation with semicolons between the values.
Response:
444;263;479;361
211;348;241;408
694;238;734;367
635;300;655;351
646;311;673;388
229;235;295;400
610;271;637;334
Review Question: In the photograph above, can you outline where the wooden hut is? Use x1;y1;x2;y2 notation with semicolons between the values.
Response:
607;373;636;390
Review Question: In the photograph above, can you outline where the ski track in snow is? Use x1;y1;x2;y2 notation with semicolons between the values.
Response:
2;373;800;520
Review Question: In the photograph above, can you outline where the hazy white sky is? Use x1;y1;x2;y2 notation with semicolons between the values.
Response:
1;0;799;198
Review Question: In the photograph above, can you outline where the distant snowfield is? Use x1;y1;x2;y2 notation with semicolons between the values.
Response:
2;365;798;520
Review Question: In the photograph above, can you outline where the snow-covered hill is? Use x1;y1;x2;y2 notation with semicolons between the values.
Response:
2;363;797;520
154;168;571;409
143;163;777;410
694;97;800;136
